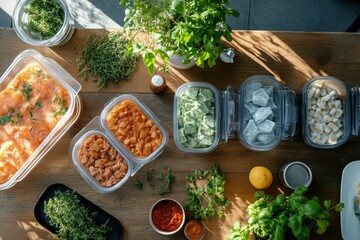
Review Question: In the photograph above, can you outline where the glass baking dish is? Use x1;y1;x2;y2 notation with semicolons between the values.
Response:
0;49;81;190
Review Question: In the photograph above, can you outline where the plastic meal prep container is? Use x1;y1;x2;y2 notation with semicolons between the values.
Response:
70;94;168;193
173;76;298;152
70;126;132;193
0;49;81;190
301;76;360;149
173;82;221;153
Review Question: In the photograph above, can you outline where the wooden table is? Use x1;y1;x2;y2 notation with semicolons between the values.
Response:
0;28;360;240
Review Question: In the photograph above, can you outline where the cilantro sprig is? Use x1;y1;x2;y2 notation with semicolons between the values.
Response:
185;164;229;220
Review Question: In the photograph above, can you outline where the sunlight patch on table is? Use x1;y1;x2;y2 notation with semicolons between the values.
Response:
66;0;121;28
230;31;324;82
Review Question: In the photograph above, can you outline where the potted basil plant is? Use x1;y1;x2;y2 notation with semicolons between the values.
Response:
120;0;239;75
227;186;344;240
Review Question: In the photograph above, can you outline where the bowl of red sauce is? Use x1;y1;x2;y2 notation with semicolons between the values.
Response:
149;198;185;235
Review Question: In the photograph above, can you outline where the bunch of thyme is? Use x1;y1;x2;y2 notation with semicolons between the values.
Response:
24;0;64;39
77;32;138;89
44;190;110;240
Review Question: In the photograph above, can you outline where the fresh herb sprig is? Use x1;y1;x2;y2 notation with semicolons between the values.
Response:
135;179;143;190
44;190;110;240
159;166;175;196
227;186;344;240
53;96;68;117
135;166;176;196
145;168;155;190
24;0;64;39
185;164;229;220
21;82;33;100
77;32;138;89
0;108;14;125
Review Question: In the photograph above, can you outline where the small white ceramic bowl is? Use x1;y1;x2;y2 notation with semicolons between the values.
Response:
149;198;185;235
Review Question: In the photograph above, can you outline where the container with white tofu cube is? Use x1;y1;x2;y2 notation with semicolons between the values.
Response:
238;75;298;151
302;76;359;148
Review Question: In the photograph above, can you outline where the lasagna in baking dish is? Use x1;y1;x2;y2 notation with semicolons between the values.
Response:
0;63;70;184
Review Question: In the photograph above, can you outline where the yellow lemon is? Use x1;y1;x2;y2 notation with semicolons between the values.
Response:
249;166;273;189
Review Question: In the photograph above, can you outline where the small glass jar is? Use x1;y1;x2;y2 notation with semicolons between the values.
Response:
13;0;74;47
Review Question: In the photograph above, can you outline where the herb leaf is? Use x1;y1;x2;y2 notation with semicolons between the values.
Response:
77;32;138;89
24;0;64;39
44;190;110;240
227;186;344;240
135;179;143;190
159;166;175;196
0;108;14;125
185;164;229;220
21;82;32;100
53;96;68;117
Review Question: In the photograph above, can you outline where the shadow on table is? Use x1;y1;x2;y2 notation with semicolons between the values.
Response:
0;7;12;28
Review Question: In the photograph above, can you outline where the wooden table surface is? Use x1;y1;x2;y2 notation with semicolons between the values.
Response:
0;28;360;240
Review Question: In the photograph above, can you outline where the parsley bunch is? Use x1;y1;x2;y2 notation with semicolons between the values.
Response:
44;190;110;240
185;164;229;220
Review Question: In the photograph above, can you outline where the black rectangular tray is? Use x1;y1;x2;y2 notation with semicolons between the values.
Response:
34;183;122;240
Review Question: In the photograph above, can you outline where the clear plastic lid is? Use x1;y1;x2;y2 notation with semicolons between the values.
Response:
0;49;81;190
301;76;358;149
69;117;132;193
222;86;238;143
173;82;221;153
237;75;297;151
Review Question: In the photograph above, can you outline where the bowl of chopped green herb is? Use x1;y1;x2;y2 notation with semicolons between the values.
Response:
13;0;74;47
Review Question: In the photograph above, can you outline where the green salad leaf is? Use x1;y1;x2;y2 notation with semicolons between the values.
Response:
227;186;344;240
